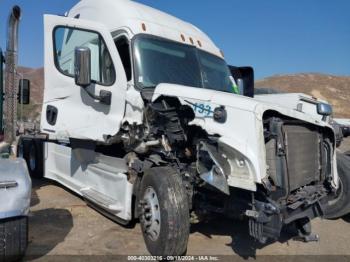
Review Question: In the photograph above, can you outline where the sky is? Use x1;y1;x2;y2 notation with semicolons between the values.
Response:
0;0;349;79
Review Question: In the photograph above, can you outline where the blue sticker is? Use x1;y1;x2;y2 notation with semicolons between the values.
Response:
192;103;213;116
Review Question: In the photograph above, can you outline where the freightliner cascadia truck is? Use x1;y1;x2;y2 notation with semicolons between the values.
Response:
17;0;350;256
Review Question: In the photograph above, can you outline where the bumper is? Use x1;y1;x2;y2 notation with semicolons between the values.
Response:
246;184;331;243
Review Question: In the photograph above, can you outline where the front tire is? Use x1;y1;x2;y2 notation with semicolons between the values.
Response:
323;152;350;219
139;167;189;256
0;217;28;262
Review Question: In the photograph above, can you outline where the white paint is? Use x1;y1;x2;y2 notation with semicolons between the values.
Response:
67;0;222;58
44;142;133;221
152;83;338;188
334;118;350;126
255;93;329;121
42;15;128;142
40;0;338;208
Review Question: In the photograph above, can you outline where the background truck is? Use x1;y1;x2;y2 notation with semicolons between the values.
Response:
0;6;31;261
17;0;345;256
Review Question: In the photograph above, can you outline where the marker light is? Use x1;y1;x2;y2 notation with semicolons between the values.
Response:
181;34;185;42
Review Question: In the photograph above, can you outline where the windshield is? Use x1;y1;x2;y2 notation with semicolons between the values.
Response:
134;36;237;93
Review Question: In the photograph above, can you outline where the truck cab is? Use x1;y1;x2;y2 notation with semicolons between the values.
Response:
41;0;231;142
19;0;341;256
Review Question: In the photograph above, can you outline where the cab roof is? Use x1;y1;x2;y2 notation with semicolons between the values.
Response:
68;0;222;58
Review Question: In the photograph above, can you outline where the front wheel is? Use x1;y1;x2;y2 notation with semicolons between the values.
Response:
139;167;190;256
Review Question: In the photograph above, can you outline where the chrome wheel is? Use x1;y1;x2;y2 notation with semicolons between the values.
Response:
140;187;161;241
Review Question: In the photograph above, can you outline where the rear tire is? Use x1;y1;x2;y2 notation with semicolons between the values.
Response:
0;217;28;262
18;137;43;178
139;166;189;256
323;152;350;219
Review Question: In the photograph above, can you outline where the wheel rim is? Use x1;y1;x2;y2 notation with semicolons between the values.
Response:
140;187;161;241
29;145;36;171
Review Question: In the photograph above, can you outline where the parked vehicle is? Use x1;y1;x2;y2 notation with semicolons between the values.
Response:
0;6;31;261
19;0;342;256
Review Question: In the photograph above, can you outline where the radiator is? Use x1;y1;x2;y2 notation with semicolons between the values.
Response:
283;125;321;192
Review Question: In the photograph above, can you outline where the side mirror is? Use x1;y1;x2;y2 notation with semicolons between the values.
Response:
317;102;332;116
18;79;30;105
229;66;254;98
74;47;91;87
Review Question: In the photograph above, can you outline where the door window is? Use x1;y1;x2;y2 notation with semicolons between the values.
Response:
54;26;115;86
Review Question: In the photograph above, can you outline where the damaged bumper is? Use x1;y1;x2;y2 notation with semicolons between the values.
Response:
245;184;329;243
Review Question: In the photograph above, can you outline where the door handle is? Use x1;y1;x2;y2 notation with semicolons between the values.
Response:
46;105;58;126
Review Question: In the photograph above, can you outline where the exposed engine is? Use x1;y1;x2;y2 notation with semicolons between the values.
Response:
117;96;197;160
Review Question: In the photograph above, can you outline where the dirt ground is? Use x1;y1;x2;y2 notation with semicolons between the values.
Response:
24;140;350;261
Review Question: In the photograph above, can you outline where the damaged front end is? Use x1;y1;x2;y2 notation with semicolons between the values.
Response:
195;115;336;243
245;116;335;243
146;85;338;244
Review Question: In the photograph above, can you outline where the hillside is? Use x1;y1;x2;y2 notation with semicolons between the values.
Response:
256;73;350;118
15;68;350;121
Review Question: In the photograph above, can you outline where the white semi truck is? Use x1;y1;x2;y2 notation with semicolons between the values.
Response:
18;0;349;256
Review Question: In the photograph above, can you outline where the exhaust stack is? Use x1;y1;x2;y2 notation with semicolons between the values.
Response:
4;6;21;144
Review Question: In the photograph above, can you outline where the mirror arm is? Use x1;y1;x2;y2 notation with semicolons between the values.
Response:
84;88;100;101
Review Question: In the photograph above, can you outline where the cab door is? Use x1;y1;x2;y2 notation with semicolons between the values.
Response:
41;15;127;142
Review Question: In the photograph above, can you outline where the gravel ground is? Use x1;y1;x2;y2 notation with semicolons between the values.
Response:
25;185;350;259
24;139;350;261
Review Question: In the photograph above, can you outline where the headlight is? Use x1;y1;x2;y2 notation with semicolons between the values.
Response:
197;141;257;193
218;142;257;191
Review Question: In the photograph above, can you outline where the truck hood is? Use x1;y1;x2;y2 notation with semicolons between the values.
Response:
152;83;331;129
152;83;336;190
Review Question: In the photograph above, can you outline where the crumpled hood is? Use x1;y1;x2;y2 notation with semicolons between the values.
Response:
153;83;331;128
152;83;336;190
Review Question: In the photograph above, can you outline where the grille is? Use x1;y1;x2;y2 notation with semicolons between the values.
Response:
284;125;321;192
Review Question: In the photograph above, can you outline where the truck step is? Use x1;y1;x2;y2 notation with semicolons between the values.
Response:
88;153;128;174
80;188;122;213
